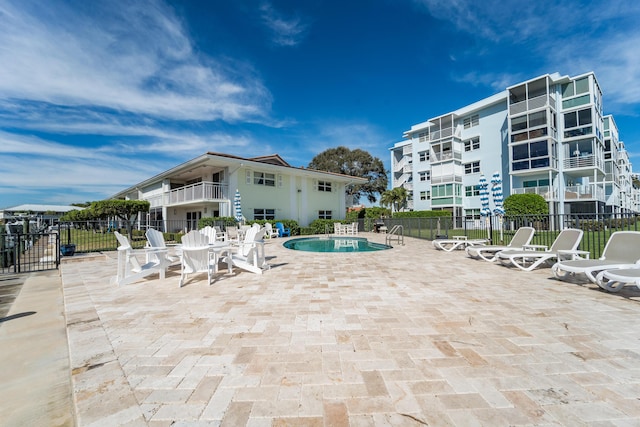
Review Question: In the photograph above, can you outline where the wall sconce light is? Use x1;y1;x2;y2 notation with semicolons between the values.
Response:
173;209;177;215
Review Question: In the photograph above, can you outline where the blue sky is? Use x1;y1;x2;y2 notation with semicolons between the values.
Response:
2;0;640;208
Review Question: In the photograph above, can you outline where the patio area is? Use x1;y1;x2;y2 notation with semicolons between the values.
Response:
27;234;640;424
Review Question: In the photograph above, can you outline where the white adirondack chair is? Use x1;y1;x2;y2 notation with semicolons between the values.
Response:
264;222;279;239
145;228;180;267
199;226;217;244
111;231;168;286
226;225;269;275
179;230;214;287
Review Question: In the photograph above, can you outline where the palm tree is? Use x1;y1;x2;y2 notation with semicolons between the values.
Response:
380;187;408;216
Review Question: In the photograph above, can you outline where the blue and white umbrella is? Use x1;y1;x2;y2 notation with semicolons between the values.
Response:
491;171;505;216
233;189;243;223
479;175;491;217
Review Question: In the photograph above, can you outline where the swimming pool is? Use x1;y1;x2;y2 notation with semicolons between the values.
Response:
283;236;392;252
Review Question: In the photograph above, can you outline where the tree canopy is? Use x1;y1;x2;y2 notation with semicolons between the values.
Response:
308;146;388;204
379;187;408;215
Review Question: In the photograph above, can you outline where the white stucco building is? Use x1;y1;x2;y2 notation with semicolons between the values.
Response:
112;152;366;231
391;71;639;217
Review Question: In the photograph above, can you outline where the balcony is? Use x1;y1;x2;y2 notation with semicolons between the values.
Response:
431;150;462;163
564;184;605;202
430;174;463;185
145;182;230;207
512;186;556;201
563;154;603;170
169;182;229;205
509;93;554;115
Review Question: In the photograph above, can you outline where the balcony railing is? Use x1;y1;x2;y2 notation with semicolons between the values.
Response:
168;182;229;205
431;150;462;163
563;154;604;171
430;174;463;184
564;184;605;202
512;186;556;201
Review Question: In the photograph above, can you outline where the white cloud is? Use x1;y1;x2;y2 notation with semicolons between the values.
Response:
0;0;272;122
416;0;640;108
259;2;309;47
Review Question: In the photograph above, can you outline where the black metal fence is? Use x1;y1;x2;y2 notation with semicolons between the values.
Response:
1;230;59;274
3;213;636;272
370;213;639;259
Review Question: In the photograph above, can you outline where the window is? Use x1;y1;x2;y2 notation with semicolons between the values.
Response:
465;208;481;220
319;210;332;219
254;208;275;220
420;191;427;201
464;161;480;174
564;108;593;138
418;150;429;162
254;172;275;187
426;191;431;200
463;114;479;129
465;185;480;197
511;141;550;171
317;181;332;192
419;171;430;181
464;137;480;151
418;132;428;142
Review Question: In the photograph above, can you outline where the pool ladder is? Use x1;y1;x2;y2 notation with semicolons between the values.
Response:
385;225;404;246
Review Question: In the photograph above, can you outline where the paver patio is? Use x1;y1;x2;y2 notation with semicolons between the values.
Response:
60;233;640;426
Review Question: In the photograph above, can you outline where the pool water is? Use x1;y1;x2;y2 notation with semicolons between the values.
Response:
283;236;392;252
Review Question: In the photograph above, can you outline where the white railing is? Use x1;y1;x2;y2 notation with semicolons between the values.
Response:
168;182;229;205
564;184;605;202
563;154;604;170
430;174;463;184
431;150;462;163
509;94;553;115
394;157;407;172
512;186;556;200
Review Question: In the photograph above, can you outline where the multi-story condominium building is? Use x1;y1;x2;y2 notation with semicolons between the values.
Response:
391;71;639;217
112;152;366;232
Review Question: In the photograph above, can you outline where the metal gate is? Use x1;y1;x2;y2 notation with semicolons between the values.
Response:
1;231;60;274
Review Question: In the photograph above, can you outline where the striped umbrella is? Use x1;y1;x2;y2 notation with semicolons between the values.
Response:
233;189;243;223
479;175;491;217
491;171;505;216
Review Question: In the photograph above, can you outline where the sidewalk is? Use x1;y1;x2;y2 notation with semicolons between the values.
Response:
0;269;75;426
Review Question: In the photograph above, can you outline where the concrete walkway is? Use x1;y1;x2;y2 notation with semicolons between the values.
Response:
0;269;75;426
4;233;640;426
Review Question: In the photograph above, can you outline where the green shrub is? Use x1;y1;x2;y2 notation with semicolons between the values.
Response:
504;194;548;217
199;216;237;229
307;219;350;234
394;210;451;218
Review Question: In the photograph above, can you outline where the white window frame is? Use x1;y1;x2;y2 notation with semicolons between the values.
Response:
464;137;480;152
254;171;276;187
463;114;479;129
253;208;275;220
318;180;332;192
464;161;480;174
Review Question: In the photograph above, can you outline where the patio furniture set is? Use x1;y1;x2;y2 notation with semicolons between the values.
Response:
111;222;282;287
435;227;640;292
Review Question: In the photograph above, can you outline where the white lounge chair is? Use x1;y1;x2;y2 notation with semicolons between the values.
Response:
225;225;268;275
466;227;535;262
496;228;583;271
433;236;488;252
179;230;231;287
111;231;168;286
552;231;640;284
595;268;640;292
